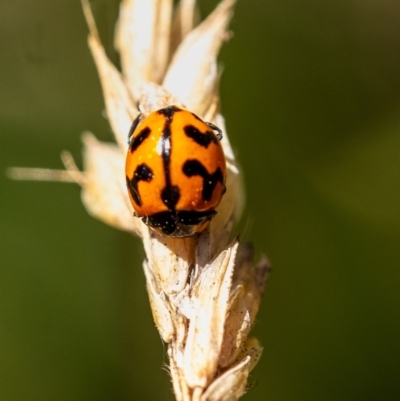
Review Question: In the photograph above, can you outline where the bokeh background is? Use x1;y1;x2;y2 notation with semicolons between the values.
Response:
1;0;400;400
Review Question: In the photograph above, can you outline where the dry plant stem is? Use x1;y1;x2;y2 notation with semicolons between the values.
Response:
9;1;270;400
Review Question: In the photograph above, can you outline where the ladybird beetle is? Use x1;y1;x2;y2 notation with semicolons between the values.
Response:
125;105;226;237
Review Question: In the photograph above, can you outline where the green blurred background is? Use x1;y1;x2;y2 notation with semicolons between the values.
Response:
1;0;400;400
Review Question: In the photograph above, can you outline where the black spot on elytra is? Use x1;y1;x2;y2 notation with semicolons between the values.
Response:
184;125;219;148
161;185;180;209
189;113;223;140
129;127;151;153
157;105;181;119
126;163;153;206
157;109;182;210
182;160;224;201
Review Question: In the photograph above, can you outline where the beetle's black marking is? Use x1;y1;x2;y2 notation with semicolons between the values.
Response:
129;127;151;153
127;113;142;143
190;112;223;140
143;209;216;237
158;105;182;118
161;185;180;209
184;125;219;148
182;160;224;201
126;163;153;206
158;106;182;210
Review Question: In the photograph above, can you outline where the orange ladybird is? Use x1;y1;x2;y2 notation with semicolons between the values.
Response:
125;106;226;237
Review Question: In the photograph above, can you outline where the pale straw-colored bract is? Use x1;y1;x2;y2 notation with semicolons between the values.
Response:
9;1;269;400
